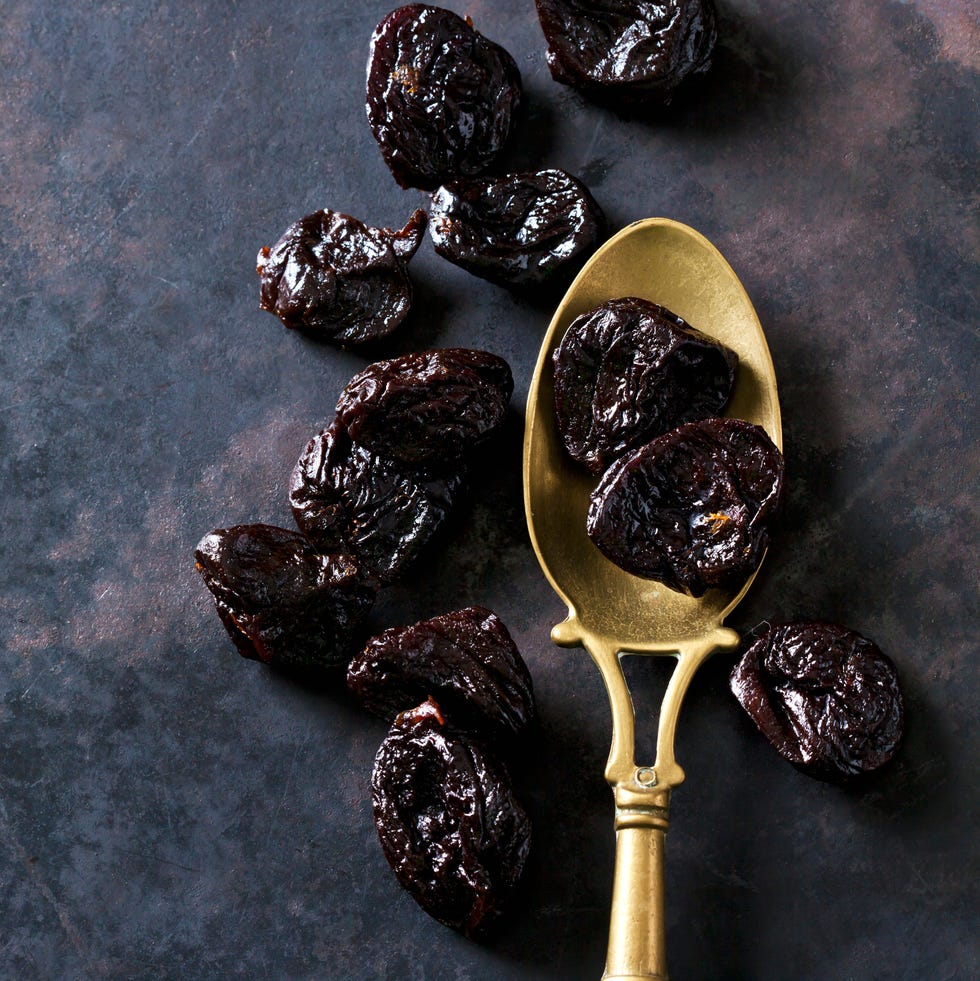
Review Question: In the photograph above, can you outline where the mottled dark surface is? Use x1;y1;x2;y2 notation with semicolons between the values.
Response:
0;2;976;979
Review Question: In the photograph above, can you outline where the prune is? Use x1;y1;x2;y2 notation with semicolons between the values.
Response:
534;0;717;106
256;207;426;345
289;420;463;584
194;524;375;670
372;697;531;937
366;5;522;190
335;348;514;468
348;607;535;740
553;297;738;474
730;622;905;781
428;169;605;288
587;418;784;596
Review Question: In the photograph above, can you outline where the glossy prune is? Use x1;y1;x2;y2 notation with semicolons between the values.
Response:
289;420;463;584
335;348;514;468
730;622;905;781
587;418;784;596
372;697;531;937
367;5;522;190
256;207;426;345
194;524;375;670
534;0;717;106
428;169;605;288
553;297;738;474
348;607;535;740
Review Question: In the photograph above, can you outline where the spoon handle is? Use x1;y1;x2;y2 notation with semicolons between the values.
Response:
603;808;670;980
586;630;740;980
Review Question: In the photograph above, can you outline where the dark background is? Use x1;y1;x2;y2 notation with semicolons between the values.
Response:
1;2;977;978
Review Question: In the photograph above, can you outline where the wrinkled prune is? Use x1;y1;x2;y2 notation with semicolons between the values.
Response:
428;169;605;288
553;297;738;474
372;697;531;936
730;622;905;781
367;5;522;190
256;207;426;345
289;420;463;584
194;524;375;670
587;418;784;596
534;0;717;106
335;348;514;468
348;607;535;740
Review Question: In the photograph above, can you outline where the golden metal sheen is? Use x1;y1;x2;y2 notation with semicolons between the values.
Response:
523;218;781;980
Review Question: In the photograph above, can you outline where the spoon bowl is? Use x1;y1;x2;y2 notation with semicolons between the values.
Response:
523;218;781;980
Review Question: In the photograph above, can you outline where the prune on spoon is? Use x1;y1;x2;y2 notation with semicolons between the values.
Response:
335;348;514;468
348;606;535;740
730;621;905;781
256;207;426;345
194;524;376;670
587;418;784;596
534;0;717;106
289;420;463;584
372;697;531;937
367;5;523;190
428;169;605;288
553;296;738;474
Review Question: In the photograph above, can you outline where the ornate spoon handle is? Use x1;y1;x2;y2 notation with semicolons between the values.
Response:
556;625;740;980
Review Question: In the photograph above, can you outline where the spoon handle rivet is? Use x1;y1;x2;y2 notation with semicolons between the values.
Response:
635;767;657;787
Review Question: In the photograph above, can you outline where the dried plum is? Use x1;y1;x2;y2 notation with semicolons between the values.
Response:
534;0;717;106
289;420;463;584
256;207;426;345
194;524;375;670
730;622;905;781
554;297;738;474
587;418;784;596
372;697;531;937
428;169;605;287
367;5;522;190
335;348;513;468
348;607;535;740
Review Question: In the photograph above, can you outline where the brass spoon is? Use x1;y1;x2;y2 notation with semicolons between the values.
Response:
523;218;781;980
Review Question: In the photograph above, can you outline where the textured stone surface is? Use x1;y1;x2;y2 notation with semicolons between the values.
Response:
0;1;976;978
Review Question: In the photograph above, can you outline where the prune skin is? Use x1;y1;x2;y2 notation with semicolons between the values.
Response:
372;698;531;937
587;418;784;596
335;348;514;468
730;622;905;781
194;524;376;670
553;297;738;474
367;5;523;190
289;420;463;583
256;207;426;345
348;607;535;740
428;169;606;288
534;0;717;106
